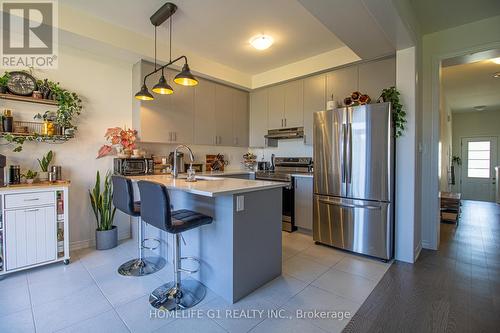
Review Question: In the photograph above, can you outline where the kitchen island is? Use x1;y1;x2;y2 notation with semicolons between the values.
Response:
128;174;285;303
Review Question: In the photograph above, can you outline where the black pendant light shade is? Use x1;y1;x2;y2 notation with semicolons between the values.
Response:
174;63;198;86
152;75;174;94
136;2;197;101
135;84;154;101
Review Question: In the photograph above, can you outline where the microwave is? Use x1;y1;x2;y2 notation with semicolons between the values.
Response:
114;158;154;176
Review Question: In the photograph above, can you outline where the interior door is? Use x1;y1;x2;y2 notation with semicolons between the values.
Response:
461;137;498;201
313;108;346;197
347;103;392;202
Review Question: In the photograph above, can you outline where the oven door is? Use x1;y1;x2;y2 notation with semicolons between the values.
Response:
282;183;295;232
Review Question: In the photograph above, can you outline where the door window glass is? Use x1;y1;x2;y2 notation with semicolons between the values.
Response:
467;141;490;178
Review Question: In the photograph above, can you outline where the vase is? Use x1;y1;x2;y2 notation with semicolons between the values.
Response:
95;225;118;250
26;179;34;184
0;86;7;94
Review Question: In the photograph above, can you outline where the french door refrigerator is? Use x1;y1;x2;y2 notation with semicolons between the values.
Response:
313;102;394;260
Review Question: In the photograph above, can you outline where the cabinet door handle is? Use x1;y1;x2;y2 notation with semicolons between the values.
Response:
24;198;39;201
284;118;287;127
25;208;40;212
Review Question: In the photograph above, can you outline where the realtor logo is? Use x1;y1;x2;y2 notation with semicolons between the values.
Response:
1;0;58;68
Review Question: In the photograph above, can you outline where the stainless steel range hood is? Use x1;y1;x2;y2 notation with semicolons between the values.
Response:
265;127;304;140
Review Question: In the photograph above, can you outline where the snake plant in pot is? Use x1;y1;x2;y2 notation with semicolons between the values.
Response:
89;170;117;250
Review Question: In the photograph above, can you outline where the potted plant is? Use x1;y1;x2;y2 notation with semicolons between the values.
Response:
89;170;117;250
37;150;53;181
97;127;138;158
22;170;38;184
379;86;406;138
0;72;10;94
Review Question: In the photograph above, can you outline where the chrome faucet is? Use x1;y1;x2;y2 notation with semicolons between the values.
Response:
172;144;195;178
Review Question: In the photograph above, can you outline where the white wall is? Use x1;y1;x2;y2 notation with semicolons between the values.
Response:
421;15;500;250
0;45;133;249
439;92;453;192
394;46;421;263
451;109;500;193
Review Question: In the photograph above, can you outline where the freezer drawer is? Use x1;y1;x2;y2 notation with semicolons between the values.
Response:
313;195;393;260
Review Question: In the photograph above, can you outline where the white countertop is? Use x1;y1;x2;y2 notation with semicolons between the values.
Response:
199;170;255;176
128;174;286;197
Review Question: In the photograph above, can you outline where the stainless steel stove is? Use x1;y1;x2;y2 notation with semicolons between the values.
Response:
255;157;313;232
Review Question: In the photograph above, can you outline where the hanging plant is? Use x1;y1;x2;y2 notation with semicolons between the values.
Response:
47;81;83;129
379;86;406;138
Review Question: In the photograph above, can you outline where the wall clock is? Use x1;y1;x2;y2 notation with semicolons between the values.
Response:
7;71;38;96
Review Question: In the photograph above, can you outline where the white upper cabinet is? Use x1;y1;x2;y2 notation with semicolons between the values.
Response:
303;74;326;145
358;57;396;102
283;80;304;128
326;66;359;106
215;84;234;146
268;84;285;129
133;62;194;144
194;78;216;145
233;89;249;147
170;68;194;144
249;89;268;147
133;60;249;147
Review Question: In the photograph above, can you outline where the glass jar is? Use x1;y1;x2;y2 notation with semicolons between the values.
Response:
42;120;55;136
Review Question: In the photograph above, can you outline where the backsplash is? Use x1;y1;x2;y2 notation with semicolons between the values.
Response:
250;139;313;162
138;143;250;171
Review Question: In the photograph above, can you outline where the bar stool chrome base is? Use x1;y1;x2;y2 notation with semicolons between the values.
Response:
118;256;166;276
149;280;206;311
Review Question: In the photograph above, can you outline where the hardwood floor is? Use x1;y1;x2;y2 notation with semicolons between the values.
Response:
344;200;500;333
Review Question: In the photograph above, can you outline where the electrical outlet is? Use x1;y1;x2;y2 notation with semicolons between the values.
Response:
236;195;244;212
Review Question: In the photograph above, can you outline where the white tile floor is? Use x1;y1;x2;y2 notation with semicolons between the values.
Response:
0;232;391;333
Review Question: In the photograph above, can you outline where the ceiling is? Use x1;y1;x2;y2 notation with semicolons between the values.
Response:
410;0;500;34
442;59;500;113
63;0;346;75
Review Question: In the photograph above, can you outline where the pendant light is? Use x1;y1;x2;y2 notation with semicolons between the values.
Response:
134;2;198;101
135;84;154;100
174;63;198;86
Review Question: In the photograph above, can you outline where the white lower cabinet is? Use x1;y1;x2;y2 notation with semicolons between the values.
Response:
5;206;56;270
1;186;70;275
294;176;313;230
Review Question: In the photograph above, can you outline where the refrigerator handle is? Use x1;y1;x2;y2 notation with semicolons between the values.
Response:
342;124;347;183
347;123;352;184
319;199;382;210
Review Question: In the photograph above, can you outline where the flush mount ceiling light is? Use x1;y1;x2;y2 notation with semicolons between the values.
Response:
493;72;500;78
250;35;274;50
491;57;500;65
473;105;486;111
135;2;198;101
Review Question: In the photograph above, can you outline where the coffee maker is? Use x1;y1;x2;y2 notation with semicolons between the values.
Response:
0;154;6;187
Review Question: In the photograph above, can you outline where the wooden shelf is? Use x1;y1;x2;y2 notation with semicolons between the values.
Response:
0;93;58;106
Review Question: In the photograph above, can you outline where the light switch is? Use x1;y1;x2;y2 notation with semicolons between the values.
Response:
236;195;244;212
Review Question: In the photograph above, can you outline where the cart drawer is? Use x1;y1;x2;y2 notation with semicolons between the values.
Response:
5;191;55;209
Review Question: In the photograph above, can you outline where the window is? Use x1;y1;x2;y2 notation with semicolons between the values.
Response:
467;141;490;178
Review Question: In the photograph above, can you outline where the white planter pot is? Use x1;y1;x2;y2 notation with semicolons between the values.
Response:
39;171;49;181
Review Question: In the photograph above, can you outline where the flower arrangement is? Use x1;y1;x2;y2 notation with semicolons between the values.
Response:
97;127;138;158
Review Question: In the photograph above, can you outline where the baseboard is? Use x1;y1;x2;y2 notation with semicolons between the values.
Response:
70;232;131;251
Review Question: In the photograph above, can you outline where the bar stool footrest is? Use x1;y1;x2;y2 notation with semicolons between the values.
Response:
179;256;201;274
141;237;161;251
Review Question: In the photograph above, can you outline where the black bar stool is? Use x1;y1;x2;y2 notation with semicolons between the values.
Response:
137;180;213;311
112;175;166;276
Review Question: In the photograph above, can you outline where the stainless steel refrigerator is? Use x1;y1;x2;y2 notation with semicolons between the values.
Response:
313;102;394;260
